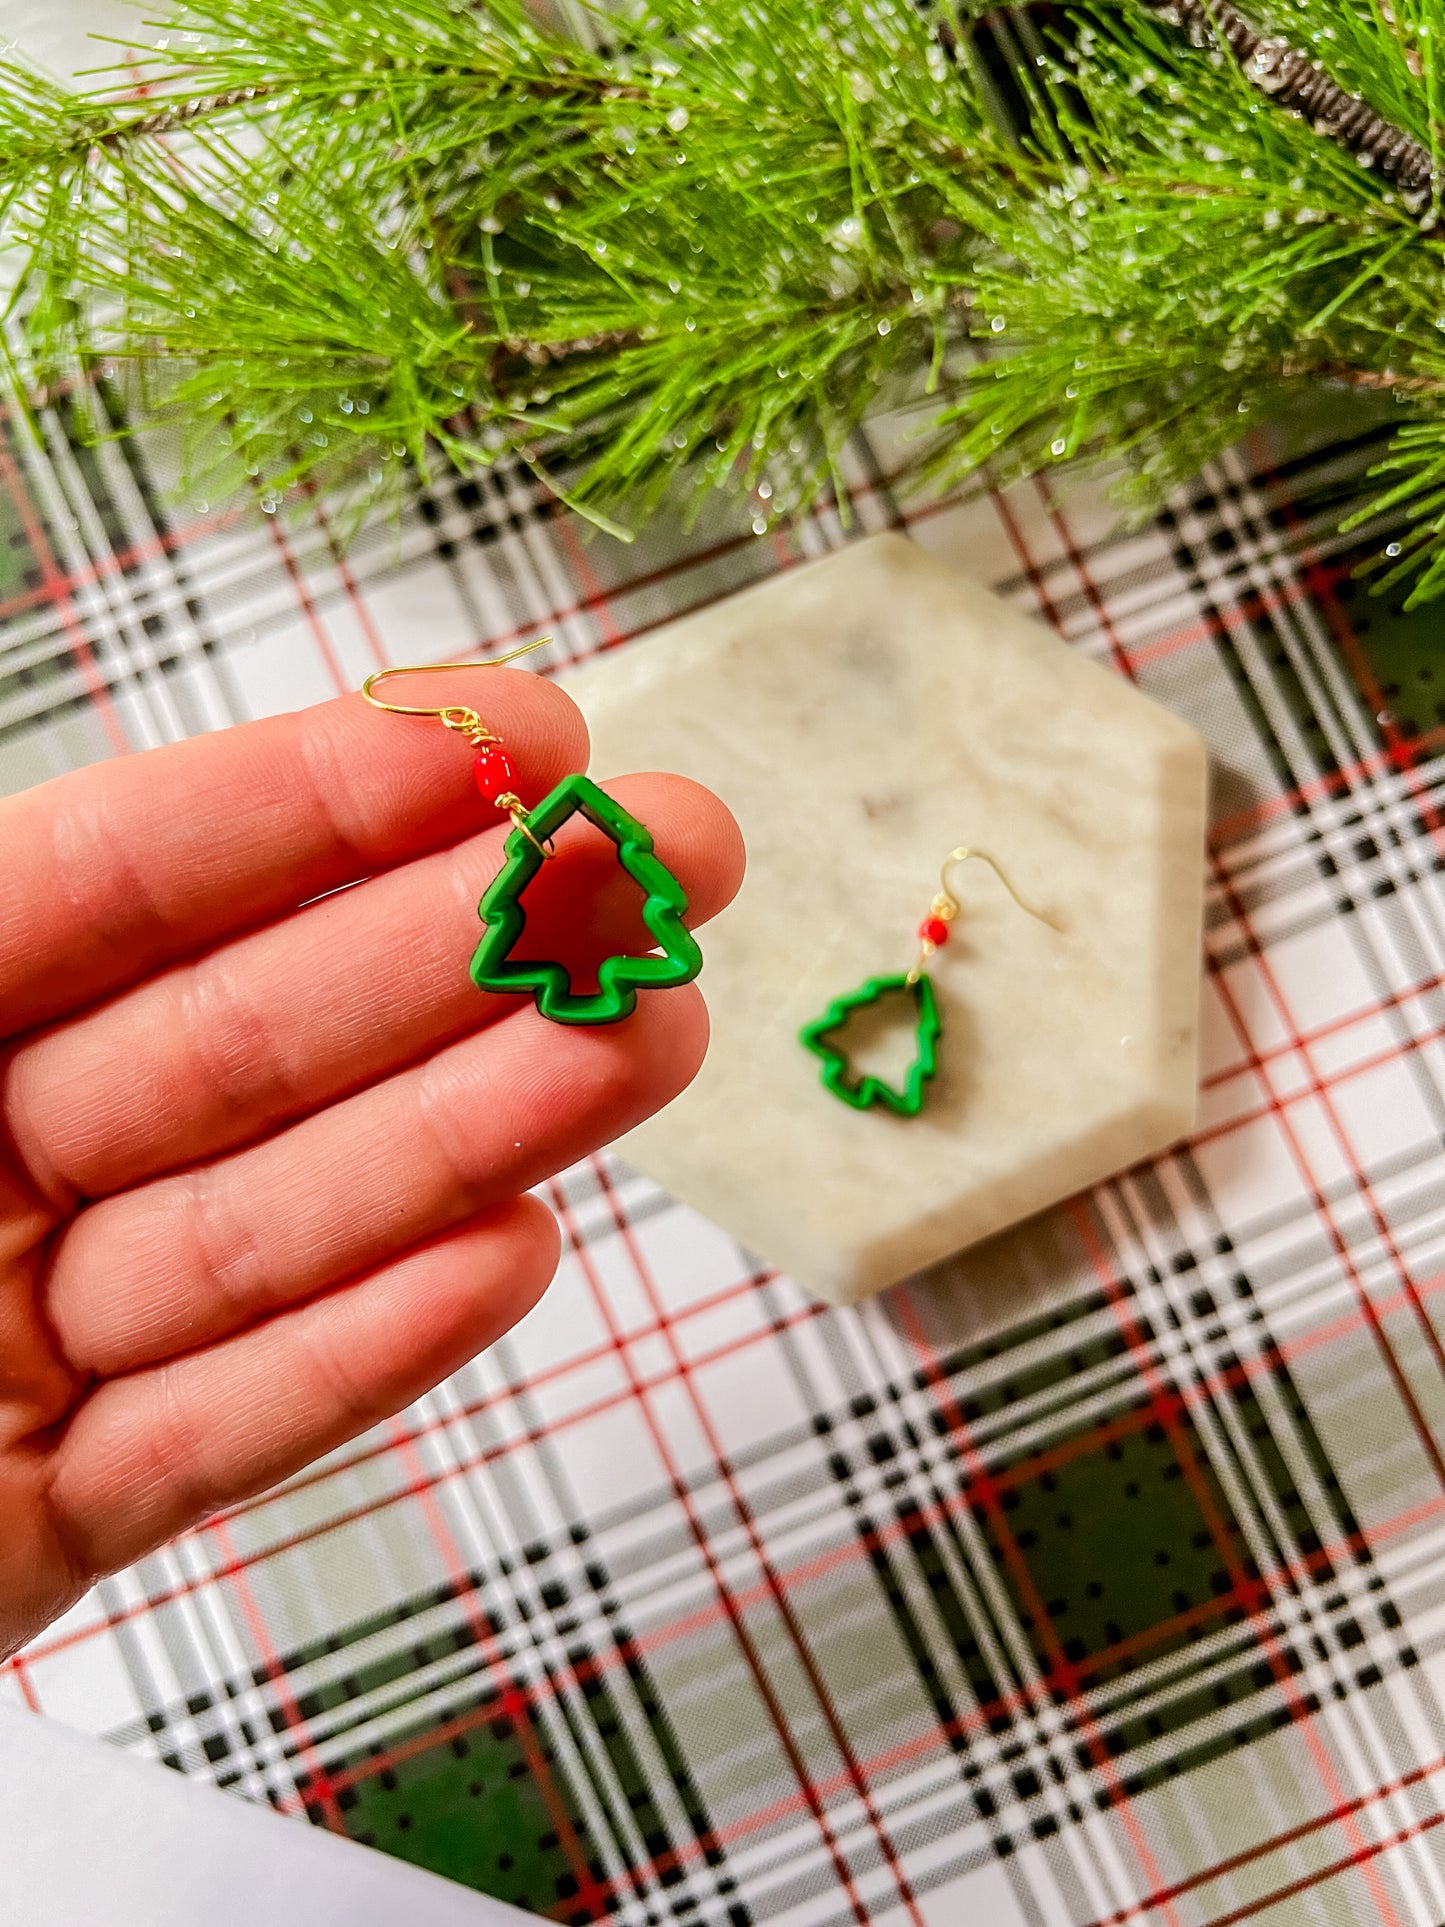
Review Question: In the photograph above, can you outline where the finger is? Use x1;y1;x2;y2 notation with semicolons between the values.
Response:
7;773;744;1203
0;667;588;1036
47;983;708;1377
46;1199;559;1585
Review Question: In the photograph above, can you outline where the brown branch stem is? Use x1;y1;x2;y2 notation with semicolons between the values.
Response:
97;83;280;144
1138;0;1436;196
1296;358;1445;393
82;67;644;151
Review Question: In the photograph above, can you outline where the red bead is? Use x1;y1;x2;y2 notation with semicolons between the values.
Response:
473;742;519;805
919;916;950;947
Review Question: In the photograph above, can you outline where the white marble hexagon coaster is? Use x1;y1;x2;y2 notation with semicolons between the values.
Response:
562;533;1207;1306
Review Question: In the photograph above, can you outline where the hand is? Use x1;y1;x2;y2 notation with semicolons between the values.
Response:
0;671;743;1659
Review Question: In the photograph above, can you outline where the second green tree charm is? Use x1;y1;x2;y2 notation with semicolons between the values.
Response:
798;972;941;1117
799;846;1059;1118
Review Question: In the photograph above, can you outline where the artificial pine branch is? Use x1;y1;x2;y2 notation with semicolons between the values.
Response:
4;0;1445;599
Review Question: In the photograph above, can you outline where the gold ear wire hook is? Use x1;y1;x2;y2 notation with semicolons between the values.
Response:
360;634;554;721
907;846;1062;983
935;847;1063;932
360;636;557;858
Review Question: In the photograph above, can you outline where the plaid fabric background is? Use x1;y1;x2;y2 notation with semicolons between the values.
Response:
3;320;1445;1927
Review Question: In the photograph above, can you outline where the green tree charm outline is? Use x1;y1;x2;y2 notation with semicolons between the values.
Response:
470;772;703;1026
798;972;941;1117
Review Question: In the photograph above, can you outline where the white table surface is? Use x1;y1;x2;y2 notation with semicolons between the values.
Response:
0;1705;538;1926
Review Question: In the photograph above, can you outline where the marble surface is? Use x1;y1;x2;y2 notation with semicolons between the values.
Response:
576;537;1206;1303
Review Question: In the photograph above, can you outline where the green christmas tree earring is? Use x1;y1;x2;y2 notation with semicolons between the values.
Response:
361;642;702;1027
799;846;1059;1116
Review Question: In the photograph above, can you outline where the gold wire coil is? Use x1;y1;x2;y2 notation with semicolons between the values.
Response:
360;636;557;855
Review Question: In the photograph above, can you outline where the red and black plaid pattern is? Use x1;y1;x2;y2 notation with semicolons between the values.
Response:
4;364;1445;1926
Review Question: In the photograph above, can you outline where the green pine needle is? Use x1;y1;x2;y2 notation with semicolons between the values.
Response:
2;0;1444;594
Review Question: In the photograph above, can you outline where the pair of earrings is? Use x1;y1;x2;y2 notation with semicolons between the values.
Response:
362;652;1058;1118
362;643;702;1026
798;848;1060;1117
